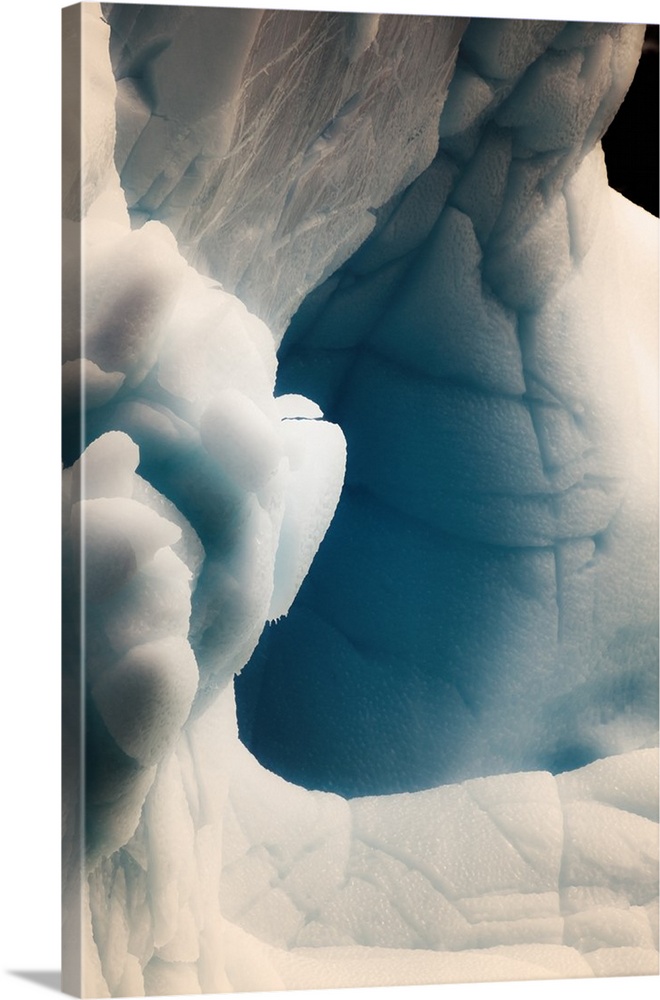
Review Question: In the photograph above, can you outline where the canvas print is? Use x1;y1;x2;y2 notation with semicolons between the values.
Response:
62;3;659;997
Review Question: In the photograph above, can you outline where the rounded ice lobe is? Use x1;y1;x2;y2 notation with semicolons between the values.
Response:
155;271;276;412
459;19;564;80
102;547;194;657
238;20;658;798
275;395;324;420
269;418;347;621
92;637;198;766
71;429;139;500
82;220;186;386
64;10;348;878
439;65;494;136
69;162;347;718
71;497;181;602
105;4;468;336
63;429;201;861
200;390;284;494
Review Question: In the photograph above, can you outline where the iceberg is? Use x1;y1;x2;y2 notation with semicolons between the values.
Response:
61;3;658;997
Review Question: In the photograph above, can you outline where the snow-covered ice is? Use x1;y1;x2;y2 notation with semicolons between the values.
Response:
62;5;658;996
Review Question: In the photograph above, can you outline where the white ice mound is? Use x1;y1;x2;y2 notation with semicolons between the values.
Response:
63;2;346;878
66;99;347;701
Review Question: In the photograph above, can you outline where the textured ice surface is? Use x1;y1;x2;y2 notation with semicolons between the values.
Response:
237;16;658;796
62;5;658;997
102;3;466;337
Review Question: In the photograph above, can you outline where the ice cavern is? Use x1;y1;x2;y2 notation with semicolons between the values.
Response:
61;3;659;997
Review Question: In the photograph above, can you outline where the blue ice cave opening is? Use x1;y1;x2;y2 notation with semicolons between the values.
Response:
233;269;610;796
68;11;658;805
235;228;658;795
234;25;660;798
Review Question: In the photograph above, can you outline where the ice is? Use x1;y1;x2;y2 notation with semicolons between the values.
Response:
69;430;138;500
81;219;185;385
200;390;283;494
241;19;656;797
155;271;276;414
371;205;525;393
74;497;181;580
269;418;348;619
62;358;126;413
62;5;658;997
274;394;324;420
64;0;347;912
344;13;380;64
218;714;657;969
103;3;467;337
459;19;564;81
92;637;198;765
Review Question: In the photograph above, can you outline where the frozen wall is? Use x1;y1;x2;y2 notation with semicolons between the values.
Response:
62;5;658;997
237;18;659;797
102;3;466;337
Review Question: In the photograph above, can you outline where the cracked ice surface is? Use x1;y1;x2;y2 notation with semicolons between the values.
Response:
237;16;659;796
103;3;466;338
62;5;658;997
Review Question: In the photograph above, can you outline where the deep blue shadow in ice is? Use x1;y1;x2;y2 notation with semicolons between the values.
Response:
234;55;659;794
235;247;568;795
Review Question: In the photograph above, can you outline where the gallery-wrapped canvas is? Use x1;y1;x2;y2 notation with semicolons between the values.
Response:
62;3;659;997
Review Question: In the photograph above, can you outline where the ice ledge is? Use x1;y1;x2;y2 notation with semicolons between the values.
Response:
84;693;656;995
221;724;658;965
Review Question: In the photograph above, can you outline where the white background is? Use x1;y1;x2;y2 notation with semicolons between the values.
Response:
0;0;656;997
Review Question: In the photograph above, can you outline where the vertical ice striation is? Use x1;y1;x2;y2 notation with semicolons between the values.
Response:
102;3;467;336
62;5;658;997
